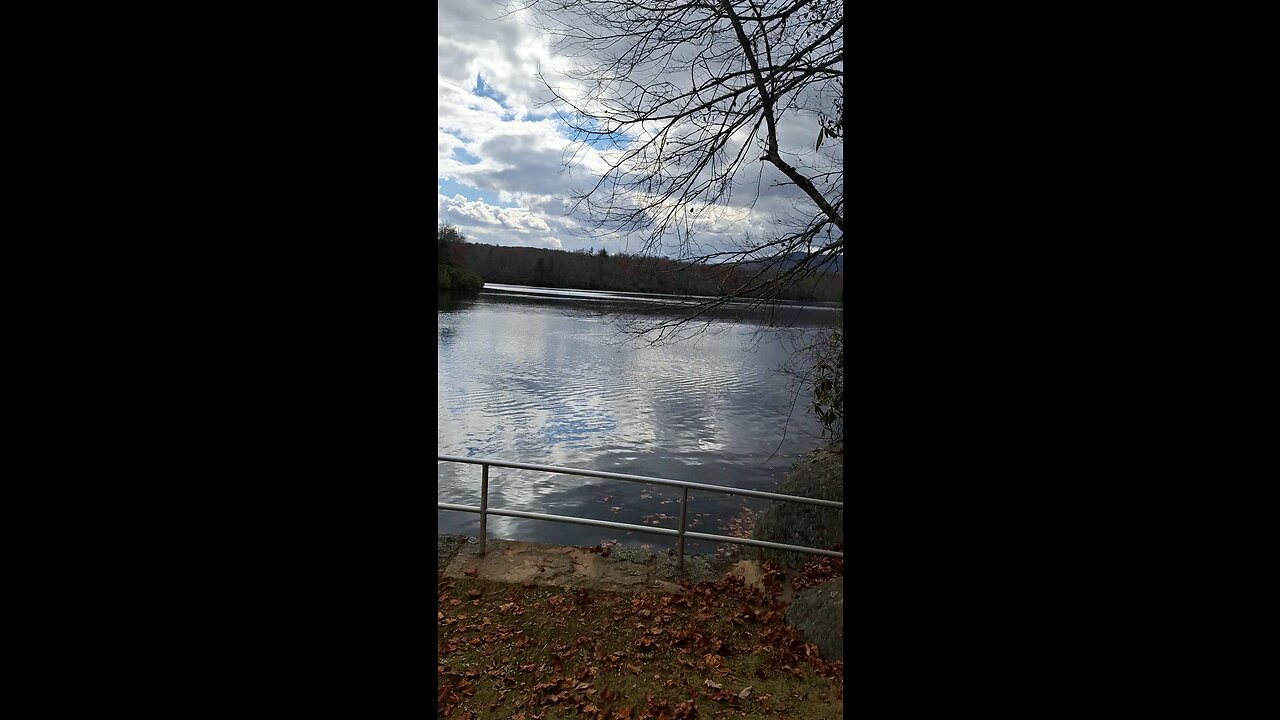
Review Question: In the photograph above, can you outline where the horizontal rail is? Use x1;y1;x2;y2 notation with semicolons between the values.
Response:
682;531;843;557
438;503;679;537
437;454;842;509
437;503;841;558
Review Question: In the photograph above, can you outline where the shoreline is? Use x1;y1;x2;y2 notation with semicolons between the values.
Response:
437;534;801;603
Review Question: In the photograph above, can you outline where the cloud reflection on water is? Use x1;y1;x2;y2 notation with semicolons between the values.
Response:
437;285;839;553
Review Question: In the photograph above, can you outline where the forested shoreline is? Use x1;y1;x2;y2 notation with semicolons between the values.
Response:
438;228;842;303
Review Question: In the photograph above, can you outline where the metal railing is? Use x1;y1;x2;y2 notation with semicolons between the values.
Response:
437;454;842;569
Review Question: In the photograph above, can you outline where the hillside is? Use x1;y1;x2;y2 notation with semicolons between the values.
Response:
446;242;843;302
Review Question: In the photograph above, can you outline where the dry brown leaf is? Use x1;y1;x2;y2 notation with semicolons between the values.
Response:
704;679;723;689
466;589;481;599
703;654;721;668
463;567;478;577
739;686;752;698
626;664;642;673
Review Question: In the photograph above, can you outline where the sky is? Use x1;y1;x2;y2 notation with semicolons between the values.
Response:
437;0;579;250
437;0;842;256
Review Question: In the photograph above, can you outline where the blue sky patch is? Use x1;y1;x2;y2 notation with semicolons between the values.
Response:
557;111;630;150
452;146;482;165
439;178;514;208
473;74;507;105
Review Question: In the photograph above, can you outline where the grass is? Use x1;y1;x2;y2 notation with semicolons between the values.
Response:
437;569;843;719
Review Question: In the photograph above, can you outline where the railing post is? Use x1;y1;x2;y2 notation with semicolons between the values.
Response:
479;463;489;555
677;487;688;569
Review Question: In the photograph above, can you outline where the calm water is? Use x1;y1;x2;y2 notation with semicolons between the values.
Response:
437;284;841;555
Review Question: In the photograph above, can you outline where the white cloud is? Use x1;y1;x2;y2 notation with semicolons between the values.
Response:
436;0;841;257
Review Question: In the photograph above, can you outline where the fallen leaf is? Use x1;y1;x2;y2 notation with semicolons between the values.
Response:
464;567;478;577
626;664;642;673
466;589;481;599
575;681;591;690
449;599;461;606
739;686;752;698
703;654;721;668
704;679;723;689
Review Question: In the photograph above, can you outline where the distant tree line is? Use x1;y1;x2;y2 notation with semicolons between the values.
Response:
439;225;841;302
437;225;484;292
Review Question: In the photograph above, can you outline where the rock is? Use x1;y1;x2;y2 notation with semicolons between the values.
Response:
750;441;843;568
437;535;470;575
784;577;843;661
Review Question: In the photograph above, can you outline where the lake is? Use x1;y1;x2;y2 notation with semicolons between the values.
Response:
437;283;841;556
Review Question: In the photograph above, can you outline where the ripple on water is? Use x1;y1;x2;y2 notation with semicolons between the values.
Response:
438;287;837;550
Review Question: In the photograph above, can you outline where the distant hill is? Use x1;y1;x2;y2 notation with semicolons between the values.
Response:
736;251;843;274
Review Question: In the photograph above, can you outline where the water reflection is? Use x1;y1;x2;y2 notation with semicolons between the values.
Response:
437;284;840;554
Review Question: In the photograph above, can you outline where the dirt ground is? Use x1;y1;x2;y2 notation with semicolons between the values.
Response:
438;535;795;602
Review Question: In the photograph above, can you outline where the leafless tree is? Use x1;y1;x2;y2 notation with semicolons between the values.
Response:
511;0;843;343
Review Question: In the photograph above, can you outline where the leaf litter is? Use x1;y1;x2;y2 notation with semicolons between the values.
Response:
437;563;843;719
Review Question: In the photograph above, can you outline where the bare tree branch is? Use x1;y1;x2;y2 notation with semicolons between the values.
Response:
519;0;842;344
